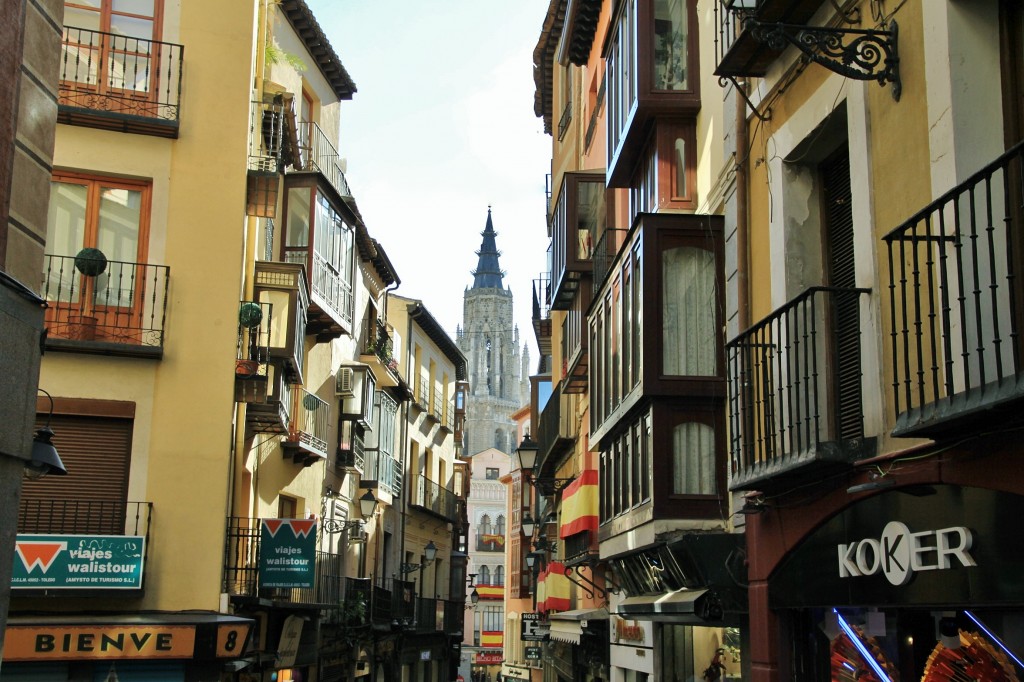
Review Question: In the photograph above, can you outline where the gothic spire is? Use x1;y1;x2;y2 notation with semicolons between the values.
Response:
471;207;505;289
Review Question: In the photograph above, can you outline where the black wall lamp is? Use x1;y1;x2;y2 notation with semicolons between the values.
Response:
26;389;67;479
516;434;573;496
322;489;378;534
400;541;437;574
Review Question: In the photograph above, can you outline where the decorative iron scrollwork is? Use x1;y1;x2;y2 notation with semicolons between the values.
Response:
746;19;901;100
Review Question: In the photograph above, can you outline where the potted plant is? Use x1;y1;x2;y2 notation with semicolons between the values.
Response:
68;247;108;340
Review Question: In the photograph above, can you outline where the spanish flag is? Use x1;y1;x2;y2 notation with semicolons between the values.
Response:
538;562;571;613
481;630;503;647
475;584;504;599
480;534;505;546
559;469;598;538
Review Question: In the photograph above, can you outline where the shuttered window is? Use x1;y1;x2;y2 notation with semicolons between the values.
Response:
821;147;864;441
19;414;133;535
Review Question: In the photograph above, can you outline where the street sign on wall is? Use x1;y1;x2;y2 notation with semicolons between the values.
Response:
13;535;146;589
259;519;317;589
521;612;543;641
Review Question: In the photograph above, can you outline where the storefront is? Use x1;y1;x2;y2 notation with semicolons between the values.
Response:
0;613;254;681
767;484;1024;679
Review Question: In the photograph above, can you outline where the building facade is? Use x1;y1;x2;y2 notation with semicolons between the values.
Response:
717;0;1024;679
525;1;743;682
4;3;469;681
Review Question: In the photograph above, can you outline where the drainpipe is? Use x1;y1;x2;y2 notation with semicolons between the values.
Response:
735;79;750;332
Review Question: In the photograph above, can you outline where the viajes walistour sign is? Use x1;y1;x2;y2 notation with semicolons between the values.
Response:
259;519;317;589
13;535;145;590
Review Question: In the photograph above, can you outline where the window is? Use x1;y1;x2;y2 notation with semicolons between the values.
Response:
479;565;491;585
663;245;716;376
653;0;688;90
600;411;653;524
62;0;163;99
482;604;503;632
495;514;505;535
479;514;492;535
671;421;716;495
282;181;355;330
486;467;500;480
494;565;504;586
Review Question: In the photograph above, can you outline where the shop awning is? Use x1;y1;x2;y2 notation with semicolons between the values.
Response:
616;589;714;623
548;620;582;644
548;607;608;644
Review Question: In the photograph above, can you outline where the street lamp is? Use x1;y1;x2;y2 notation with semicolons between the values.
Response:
516;434;538;472
470;587;480;606
400;540;438;574
321;488;378;534
25;389;67;479
521;511;535;538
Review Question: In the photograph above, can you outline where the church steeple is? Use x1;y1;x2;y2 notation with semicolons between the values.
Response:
471;207;505;289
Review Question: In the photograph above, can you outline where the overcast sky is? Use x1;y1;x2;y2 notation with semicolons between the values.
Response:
305;0;552;364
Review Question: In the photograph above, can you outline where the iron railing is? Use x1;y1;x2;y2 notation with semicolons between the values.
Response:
18;500;151;538
59;26;183;129
363;450;402;497
236;300;272;376
714;1;752;71
443;398;456;432
298;121;352;198
42;254;169;353
412;474;457;521
222;517;344;608
432;392;445;423
286;388;330;459
250;99;289;173
557;100;572;141
884;142;1024;435
363;319;396;368
593;229;626;292
342;576;371;626
371;577;416;625
286;248;354;332
533;275;552;322
726;286;870;484
536;382;575;471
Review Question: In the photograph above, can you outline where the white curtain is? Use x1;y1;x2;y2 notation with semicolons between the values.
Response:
662;246;716;375
672;421;715;495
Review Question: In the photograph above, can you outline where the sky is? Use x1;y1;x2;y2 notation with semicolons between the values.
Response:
305;0;553;363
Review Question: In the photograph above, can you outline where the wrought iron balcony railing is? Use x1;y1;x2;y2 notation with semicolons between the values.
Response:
363;449;402;497
18;499;152;538
536;382;575;474
371;577;417;626
59;26;183;137
298;121;352;198
250;99;291;174
222;516;344;608
42;254;169;358
727;286;873;491
412;474;457;522
883;141;1024;437
557;100;572;142
284;389;330;465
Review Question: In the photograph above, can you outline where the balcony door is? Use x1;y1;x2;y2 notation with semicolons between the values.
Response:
45;173;151;343
62;1;164;110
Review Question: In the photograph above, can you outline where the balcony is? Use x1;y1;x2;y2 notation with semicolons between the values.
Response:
726;286;875;492
442;398;456;433
58;26;183;137
245;368;292;436
536;383;576;477
253;261;308;384
411;475;457;522
18;499;151;538
360;319;401;387
363;449;403;498
235;300;273;404
533;275;553;356
590;213;725;444
297;121;352;199
883;142;1024;438
282;388;330;466
714;0;826;79
341;577;371;626
561;278;592;395
370;577;416;626
223;517;344;608
42;254;169;358
550;171;604;310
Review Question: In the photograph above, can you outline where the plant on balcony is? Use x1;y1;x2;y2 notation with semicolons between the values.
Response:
74;247;108;277
239;302;264;329
342;593;367;625
68;247;108;341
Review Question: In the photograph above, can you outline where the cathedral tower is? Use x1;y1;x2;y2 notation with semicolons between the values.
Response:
456;208;530;456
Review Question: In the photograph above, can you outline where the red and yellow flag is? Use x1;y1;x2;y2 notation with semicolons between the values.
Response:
538;561;571;613
559;469;598;538
475;584;504;599
481;630;503;647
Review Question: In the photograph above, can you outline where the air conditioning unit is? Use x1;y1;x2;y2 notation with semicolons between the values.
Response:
336;367;355;396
